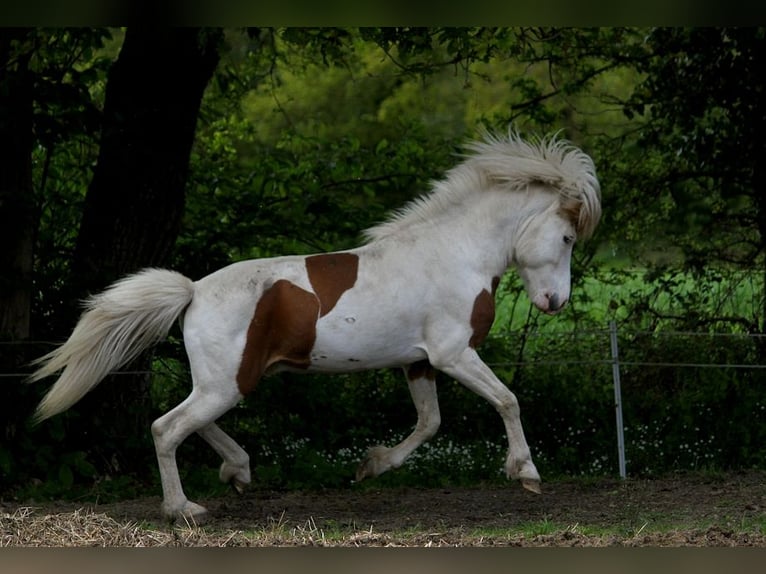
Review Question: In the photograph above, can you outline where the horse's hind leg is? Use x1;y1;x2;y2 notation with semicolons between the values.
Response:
197;422;251;493
356;361;441;481
151;385;241;523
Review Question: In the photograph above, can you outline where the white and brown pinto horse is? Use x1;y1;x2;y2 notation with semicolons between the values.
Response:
29;131;601;522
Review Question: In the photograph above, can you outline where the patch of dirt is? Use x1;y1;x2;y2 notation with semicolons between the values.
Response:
3;471;766;546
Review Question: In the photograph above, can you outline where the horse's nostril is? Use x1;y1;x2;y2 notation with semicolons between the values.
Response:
548;293;560;312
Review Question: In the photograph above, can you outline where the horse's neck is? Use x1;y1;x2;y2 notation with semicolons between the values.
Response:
457;190;539;276
368;190;545;282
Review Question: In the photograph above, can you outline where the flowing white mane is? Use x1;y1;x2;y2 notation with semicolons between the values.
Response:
362;130;601;243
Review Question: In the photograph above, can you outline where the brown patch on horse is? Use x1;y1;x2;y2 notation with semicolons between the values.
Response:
236;280;319;395
407;360;436;381
305;253;359;317
469;278;500;349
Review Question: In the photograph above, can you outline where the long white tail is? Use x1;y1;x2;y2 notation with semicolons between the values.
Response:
28;268;195;423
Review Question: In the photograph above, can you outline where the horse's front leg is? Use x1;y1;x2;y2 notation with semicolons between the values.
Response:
433;347;541;493
356;361;441;481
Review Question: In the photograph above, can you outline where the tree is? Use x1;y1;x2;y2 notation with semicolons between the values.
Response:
71;28;223;302
1;28;111;491
0;29;35;341
2;28;225;483
617;28;766;333
56;28;224;473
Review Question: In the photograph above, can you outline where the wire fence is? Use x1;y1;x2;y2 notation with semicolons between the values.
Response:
481;322;766;478
3;323;765;478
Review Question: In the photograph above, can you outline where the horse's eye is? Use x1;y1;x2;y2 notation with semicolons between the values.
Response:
563;235;574;245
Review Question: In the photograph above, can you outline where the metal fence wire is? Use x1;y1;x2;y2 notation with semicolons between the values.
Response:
483;321;766;478
3;321;765;478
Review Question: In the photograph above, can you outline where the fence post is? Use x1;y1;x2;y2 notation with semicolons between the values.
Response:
609;320;627;479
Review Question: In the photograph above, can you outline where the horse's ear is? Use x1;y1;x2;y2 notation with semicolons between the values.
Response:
559;192;601;240
557;197;581;232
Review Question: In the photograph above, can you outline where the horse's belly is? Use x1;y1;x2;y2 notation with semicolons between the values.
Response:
307;315;426;372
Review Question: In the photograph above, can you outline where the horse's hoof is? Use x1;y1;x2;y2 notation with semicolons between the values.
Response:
355;445;389;482
230;478;248;495
219;461;251;490
177;509;209;527
521;478;542;494
355;459;373;482
164;501;209;526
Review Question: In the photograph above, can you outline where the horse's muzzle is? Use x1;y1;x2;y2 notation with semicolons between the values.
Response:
536;292;566;315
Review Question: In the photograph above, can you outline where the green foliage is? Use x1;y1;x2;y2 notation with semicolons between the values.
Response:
611;28;766;287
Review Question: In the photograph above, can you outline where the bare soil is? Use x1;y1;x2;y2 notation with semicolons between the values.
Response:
3;471;766;546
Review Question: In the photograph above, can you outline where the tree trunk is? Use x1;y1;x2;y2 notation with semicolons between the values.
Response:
0;30;41;484
0;29;35;342
65;27;222;475
71;27;222;292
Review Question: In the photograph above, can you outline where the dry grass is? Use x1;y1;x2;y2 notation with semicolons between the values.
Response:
0;506;416;547
4;507;764;574
3;505;766;547
1;507;204;547
0;506;506;547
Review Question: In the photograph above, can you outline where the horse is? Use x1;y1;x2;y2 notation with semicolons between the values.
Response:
28;129;601;522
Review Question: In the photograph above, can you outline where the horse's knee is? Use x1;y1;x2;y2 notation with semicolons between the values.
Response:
496;391;520;418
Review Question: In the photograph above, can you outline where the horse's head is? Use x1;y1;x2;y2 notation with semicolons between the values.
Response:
512;204;577;315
